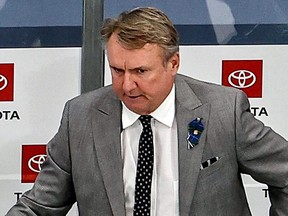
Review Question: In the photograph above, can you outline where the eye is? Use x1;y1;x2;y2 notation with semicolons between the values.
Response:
137;68;147;74
111;67;124;74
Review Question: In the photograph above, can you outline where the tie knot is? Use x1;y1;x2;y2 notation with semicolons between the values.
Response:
139;115;152;126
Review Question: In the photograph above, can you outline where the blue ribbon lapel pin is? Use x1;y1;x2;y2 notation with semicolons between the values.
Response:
187;118;204;149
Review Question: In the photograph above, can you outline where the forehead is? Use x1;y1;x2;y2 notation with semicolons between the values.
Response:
106;33;164;66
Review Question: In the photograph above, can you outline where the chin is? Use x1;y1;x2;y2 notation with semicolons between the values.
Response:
127;106;149;115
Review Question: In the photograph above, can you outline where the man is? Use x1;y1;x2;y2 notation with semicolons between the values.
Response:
7;7;288;216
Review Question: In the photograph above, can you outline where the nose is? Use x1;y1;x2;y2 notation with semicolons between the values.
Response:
122;72;137;93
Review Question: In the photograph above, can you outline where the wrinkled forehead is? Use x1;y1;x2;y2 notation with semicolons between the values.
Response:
106;32;166;62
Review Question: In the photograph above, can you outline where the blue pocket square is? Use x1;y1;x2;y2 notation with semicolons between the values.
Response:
200;157;220;170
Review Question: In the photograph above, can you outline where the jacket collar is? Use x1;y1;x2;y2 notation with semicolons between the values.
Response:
175;75;211;215
92;75;211;215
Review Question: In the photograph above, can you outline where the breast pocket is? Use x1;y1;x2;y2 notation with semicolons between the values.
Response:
199;155;225;178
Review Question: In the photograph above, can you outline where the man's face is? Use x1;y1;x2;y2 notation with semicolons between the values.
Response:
106;32;179;115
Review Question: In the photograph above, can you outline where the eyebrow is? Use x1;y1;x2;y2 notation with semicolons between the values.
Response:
109;65;124;72
129;66;147;71
110;65;148;72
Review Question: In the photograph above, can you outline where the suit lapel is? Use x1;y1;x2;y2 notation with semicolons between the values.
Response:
175;76;211;215
89;76;211;215
91;91;126;216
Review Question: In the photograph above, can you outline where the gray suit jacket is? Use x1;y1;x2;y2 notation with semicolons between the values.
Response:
7;74;288;215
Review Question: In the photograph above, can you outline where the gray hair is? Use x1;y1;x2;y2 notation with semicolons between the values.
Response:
100;7;179;61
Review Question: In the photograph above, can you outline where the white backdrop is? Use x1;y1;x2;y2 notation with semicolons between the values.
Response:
0;48;81;215
105;44;288;216
1;44;287;215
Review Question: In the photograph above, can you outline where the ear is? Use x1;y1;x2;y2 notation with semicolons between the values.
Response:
167;52;180;75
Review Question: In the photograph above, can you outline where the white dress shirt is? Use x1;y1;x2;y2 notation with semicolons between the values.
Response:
121;85;179;216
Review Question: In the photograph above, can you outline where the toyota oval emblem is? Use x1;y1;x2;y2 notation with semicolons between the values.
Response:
228;70;256;89
28;154;47;173
0;74;8;91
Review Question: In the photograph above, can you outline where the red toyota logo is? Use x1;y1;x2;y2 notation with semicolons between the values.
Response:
222;60;263;98
22;145;47;183
0;64;14;101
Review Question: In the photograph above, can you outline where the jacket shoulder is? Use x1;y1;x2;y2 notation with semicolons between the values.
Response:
176;74;246;101
67;85;116;109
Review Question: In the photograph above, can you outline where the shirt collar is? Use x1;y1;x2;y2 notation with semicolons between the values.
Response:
122;84;175;129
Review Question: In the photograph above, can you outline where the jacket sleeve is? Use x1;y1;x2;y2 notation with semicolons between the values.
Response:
235;90;288;215
6;102;76;215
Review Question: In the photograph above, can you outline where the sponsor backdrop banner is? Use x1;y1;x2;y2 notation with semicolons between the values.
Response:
1;1;286;215
0;1;82;214
105;44;288;215
0;48;81;215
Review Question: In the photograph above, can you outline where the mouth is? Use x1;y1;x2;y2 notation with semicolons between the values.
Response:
128;95;140;99
124;93;142;99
